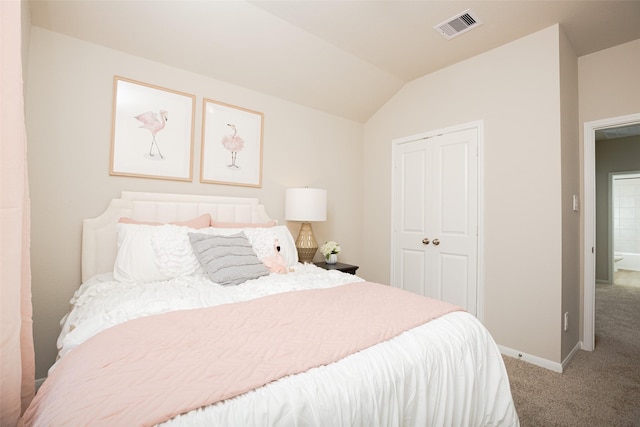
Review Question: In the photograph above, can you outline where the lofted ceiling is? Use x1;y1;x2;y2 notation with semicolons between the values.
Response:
28;0;640;123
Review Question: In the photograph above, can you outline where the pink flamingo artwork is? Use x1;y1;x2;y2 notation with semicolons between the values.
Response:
134;110;168;159
221;123;244;168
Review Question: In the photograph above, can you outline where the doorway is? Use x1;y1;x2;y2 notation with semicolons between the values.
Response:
583;113;640;351
610;172;640;287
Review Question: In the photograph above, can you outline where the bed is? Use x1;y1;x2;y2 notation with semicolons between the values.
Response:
21;191;519;426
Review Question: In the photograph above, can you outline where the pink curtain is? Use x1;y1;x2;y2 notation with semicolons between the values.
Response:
1;0;35;425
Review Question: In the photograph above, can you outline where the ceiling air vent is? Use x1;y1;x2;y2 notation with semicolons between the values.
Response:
434;9;482;40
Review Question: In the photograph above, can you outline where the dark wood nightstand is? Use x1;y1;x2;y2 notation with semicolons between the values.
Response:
314;261;359;275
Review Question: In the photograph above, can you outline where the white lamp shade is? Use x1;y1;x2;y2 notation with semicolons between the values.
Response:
285;188;327;222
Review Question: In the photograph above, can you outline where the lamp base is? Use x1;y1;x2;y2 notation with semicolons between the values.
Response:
295;222;318;263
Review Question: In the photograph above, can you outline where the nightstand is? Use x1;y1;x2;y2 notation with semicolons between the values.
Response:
314;261;359;275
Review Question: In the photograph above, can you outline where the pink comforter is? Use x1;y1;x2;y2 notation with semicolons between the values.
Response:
21;282;461;426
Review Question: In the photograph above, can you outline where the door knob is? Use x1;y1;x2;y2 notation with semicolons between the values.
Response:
432;238;440;246
422;238;430;245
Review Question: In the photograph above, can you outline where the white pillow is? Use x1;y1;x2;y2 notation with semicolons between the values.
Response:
201;226;298;267
113;224;298;283
113;224;203;283
232;226;298;267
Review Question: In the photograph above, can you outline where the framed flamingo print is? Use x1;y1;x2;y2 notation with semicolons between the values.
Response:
200;98;263;187
110;76;195;181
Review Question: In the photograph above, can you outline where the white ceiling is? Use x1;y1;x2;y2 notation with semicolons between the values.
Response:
28;0;640;123
596;124;640;141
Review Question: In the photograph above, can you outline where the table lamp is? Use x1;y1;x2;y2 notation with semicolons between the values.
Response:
285;188;327;263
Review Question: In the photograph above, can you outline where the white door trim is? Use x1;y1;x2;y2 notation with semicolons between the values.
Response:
583;113;640;351
390;120;484;321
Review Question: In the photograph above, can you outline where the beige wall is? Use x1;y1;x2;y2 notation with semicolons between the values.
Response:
559;28;581;359
363;25;566;362
26;27;364;377
578;39;640;125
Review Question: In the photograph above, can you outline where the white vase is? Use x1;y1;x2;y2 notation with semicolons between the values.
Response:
326;254;338;264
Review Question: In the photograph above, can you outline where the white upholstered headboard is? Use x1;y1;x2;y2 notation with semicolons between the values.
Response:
82;191;274;281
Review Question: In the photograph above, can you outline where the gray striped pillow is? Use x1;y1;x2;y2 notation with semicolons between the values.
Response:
188;232;269;286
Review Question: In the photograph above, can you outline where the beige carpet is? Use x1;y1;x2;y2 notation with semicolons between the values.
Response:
503;283;640;427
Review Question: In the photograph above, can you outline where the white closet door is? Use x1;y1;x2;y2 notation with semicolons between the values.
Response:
392;127;478;315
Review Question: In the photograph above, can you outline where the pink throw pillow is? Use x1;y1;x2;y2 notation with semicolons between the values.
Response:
210;220;277;228
118;214;212;229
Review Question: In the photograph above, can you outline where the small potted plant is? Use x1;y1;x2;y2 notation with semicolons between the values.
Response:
320;241;341;264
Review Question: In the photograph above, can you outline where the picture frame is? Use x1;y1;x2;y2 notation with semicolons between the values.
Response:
110;76;196;181
200;98;264;187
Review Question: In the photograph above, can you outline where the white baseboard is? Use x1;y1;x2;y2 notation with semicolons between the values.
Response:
500;341;583;373
498;345;563;373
